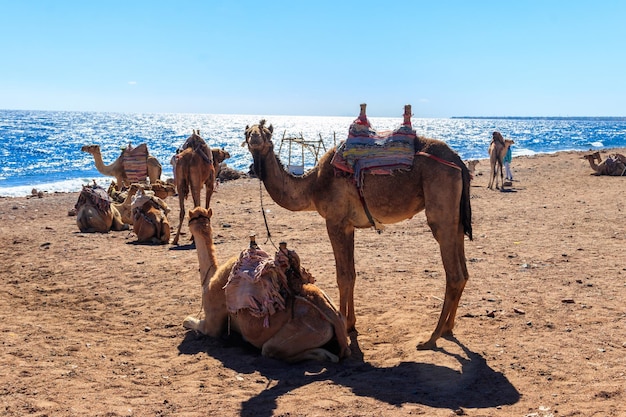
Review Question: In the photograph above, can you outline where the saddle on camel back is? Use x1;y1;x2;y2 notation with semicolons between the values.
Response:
331;103;418;187
224;239;315;328
75;183;111;213
122;143;150;183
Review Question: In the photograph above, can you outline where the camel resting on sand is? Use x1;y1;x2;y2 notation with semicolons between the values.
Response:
488;132;515;189
244;104;472;350
465;159;479;179
183;207;351;363
131;188;171;244
582;151;626;176
75;183;128;233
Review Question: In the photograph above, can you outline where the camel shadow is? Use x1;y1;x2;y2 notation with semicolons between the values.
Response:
177;333;519;416
168;242;196;251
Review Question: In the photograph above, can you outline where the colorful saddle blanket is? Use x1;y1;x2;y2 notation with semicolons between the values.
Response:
122;143;149;183
224;248;290;327
75;184;111;213
331;122;417;186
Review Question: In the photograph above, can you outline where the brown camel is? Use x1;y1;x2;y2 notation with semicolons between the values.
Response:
183;207;351;362
75;183;128;233
465;159;479;179
112;183;142;224
81;143;162;190
243;104;472;350
171;130;217;245
582;152;626;176
131;189;171;244
487;132;515;189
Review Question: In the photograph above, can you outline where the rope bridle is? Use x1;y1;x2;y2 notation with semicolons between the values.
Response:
247;124;280;252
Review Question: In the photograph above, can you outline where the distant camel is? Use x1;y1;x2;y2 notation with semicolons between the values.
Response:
487;132;514;189
81;143;162;190
582;151;626;176
74;183;128;233
465;159;479;179
171;130;215;245
131;188;171;244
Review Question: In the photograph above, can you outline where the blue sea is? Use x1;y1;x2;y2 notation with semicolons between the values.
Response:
1;109;625;197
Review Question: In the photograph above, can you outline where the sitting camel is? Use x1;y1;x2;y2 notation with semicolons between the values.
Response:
582;151;626;176
75;183;128;233
183;207;351;363
81;143;162;190
131;188;171;244
465;159;479;180
171;130;217;245
487;132;515;189
112;183;142;224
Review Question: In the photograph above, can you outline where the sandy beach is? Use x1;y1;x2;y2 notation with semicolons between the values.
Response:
1;148;625;417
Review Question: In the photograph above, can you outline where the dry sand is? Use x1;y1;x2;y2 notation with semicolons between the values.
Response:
1;148;625;417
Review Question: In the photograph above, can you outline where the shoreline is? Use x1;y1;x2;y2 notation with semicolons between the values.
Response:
1;146;625;198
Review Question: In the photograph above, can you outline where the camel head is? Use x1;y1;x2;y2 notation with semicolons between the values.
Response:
211;148;231;165
582;153;596;163
492;131;505;144
466;159;479;176
183;130;207;150
243;119;274;155
81;144;100;155
188;206;213;237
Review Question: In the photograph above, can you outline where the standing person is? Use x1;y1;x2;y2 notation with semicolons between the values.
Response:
504;143;513;181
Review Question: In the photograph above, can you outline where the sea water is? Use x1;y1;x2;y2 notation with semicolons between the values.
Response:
1;110;625;197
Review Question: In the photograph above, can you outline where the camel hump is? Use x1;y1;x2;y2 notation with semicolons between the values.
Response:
224;248;287;323
76;184;111;213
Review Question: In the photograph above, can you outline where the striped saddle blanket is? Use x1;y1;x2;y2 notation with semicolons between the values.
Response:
123;143;149;183
331;123;417;186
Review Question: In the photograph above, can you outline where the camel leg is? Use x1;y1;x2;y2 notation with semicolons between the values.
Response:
326;221;357;331
488;158;497;189
261;299;338;362
204;178;214;209
172;193;185;245
204;169;216;209
418;176;468;350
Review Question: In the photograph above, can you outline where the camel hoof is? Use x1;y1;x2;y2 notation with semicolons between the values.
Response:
416;339;437;350
183;316;199;330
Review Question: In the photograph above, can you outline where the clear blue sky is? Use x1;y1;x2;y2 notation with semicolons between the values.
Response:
1;1;625;117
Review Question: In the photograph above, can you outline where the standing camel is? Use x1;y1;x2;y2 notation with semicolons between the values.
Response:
171;130;216;245
243;105;472;350
183;206;351;362
487;132;515;189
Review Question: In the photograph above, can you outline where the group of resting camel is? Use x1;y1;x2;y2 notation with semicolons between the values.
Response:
75;104;622;363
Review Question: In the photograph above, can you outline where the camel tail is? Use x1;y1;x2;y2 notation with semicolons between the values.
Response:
460;162;473;241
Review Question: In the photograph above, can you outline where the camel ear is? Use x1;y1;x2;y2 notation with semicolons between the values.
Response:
208;208;213;218
268;124;273;134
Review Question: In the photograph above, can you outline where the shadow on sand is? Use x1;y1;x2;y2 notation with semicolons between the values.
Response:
178;333;520;416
